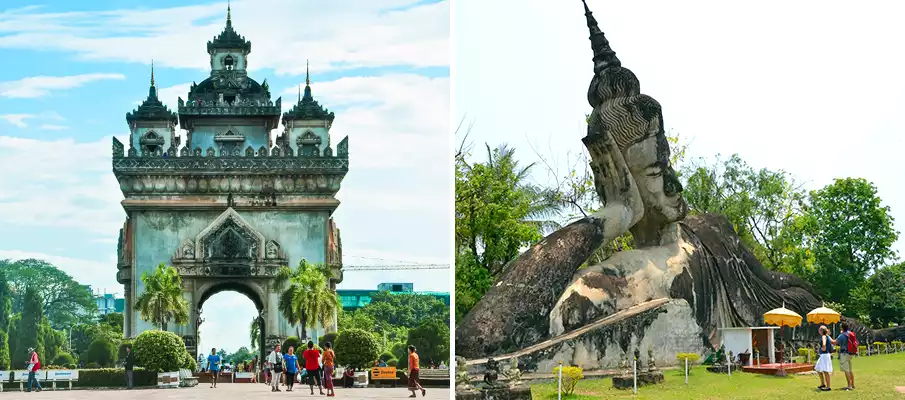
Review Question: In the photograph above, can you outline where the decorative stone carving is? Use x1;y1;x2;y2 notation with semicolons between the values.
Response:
454;1;885;368
502;357;522;384
455;356;472;389
176;239;196;260
195;207;265;260
483;358;500;387
647;348;657;372
337;136;348;156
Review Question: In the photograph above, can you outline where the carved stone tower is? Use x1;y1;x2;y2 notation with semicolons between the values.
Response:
114;5;348;362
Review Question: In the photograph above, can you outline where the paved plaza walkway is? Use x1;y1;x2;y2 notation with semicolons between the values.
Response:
5;384;450;399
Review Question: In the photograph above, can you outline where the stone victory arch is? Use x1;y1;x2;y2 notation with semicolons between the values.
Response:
113;7;348;361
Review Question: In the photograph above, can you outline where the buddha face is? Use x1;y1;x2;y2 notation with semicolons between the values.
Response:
622;133;687;223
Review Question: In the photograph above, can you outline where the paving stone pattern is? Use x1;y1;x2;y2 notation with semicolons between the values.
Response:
7;383;450;399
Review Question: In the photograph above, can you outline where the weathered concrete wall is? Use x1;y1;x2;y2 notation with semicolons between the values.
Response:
130;209;329;337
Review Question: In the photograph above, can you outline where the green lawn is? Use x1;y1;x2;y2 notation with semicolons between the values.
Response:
532;353;905;399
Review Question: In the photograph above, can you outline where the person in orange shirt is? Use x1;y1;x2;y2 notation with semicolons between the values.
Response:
322;342;336;397
407;345;426;398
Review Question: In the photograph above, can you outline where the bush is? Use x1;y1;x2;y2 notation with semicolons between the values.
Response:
335;329;380;369
797;348;815;360
53;352;75;367
283;336;301;353
133;330;187;372
379;352;394;362
82;338;117;367
183;351;197;370
552;365;584;395
386;358;398;367
118;341;133;363
85;362;101;369
44;365;67;370
874;342;888;353
0;331;9;370
859;345;867;354
72;368;156;388
66;363;77;370
676;353;701;364
319;332;338;347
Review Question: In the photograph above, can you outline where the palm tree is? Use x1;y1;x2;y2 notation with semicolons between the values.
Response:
134;263;189;331
249;317;260;351
274;260;339;340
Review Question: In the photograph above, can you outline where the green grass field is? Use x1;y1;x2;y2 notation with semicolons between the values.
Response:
532;353;905;399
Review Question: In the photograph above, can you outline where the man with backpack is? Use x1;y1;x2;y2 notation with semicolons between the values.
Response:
834;322;857;391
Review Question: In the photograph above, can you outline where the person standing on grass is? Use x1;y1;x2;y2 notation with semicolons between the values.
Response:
322;342;336;397
833;322;857;391
25;348;42;392
124;345;135;389
407;345;426;398
283;346;300;392
815;325;834;391
267;344;284;392
302;341;324;395
207;348;222;388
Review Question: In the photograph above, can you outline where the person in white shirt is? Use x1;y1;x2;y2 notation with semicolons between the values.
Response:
266;344;284;392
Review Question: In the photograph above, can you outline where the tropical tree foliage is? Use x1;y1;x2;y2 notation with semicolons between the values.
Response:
13;287;43;367
0;259;96;328
274;260;339;340
134;263;189;331
249;317;260;351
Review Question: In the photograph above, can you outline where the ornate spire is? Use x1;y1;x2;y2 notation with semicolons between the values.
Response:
148;60;158;99
227;0;232;27
283;62;334;124
306;59;310;86
581;0;620;73
150;60;155;87
207;0;251;54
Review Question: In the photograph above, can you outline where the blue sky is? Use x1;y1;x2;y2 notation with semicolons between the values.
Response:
454;0;905;260
0;0;449;352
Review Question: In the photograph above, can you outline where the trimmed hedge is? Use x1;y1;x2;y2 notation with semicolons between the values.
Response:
319;332;338;347
335;329;380;370
52;352;75;366
133;330;187;372
72;368;156;388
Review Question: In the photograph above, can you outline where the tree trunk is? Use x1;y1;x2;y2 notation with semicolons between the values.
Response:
455;216;610;359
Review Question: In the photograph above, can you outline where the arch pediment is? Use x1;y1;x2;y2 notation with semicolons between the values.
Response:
196;207;265;260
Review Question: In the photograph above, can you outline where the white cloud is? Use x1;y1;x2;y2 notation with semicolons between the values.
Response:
0;114;33;127
39;124;69;131
0;0;448;75
0;73;126;98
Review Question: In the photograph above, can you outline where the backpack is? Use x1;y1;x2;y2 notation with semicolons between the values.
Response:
846;331;859;354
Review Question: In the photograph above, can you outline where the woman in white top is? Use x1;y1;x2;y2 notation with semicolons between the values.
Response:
266;344;284;392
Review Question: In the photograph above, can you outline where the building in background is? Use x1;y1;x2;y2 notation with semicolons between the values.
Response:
337;282;450;311
95;292;125;315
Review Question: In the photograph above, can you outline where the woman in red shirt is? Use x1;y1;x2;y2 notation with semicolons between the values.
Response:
302;341;324;395
407;345;425;398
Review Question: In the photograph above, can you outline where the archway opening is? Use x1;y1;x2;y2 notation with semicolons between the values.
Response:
196;281;266;374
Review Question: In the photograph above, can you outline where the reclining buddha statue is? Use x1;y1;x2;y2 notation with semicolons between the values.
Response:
455;1;895;367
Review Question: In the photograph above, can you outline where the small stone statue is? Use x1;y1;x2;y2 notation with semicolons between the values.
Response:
619;352;629;373
455;356;472;388
647;348;657;372
484;358;500;387
502;356;522;384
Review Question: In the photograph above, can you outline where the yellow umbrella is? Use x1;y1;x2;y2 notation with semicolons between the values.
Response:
764;303;802;376
807;303;841;325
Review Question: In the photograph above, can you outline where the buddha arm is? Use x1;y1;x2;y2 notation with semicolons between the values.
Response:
455;129;641;359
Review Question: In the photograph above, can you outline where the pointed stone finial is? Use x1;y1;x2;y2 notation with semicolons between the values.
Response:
306;59;310;86
581;0;620;74
150;60;155;87
227;0;232;25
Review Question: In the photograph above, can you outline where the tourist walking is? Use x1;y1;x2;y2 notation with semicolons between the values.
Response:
284;346;300;392
302;341;324;395
266;344;284;392
815;325;834;391
322;342;336;397
207;348;222;388
124;345;135;389
834;322;857;391
25;348;42;392
407;345;426;398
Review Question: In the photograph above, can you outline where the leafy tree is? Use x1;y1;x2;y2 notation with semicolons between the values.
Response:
455;144;558;320
335;328;380;369
406;318;450;367
82;337;117;367
69;322;120;357
99;313;124;333
7;314;19;362
0;259;96;328
52;352;75;366
318;332;338;347
0;270;11;331
681;154;807;272
337;307;376;332
14;287;43;367
274;260;339;340
0;331;9;369
806;178;898;304
40;322;65;365
226;346;254;364
134;263;189;331
358;292;449;331
850;263;905;328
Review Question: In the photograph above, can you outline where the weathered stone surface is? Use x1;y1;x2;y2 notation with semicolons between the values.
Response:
612;370;663;390
455;384;532;400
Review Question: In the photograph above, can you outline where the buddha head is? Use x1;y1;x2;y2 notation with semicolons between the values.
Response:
582;1;687;235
